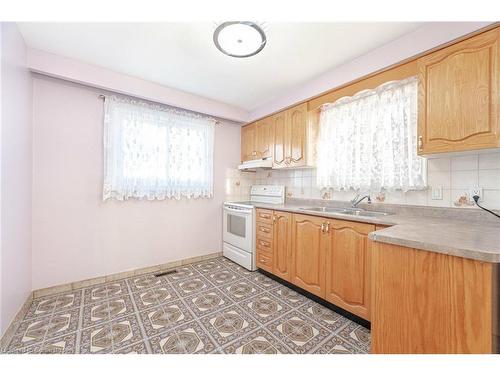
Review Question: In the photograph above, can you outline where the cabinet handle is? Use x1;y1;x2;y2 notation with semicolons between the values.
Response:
321;221;330;234
272;215;277;223
418;136;423;152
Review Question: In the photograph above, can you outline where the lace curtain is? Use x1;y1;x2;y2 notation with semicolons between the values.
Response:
103;96;215;200
316;76;425;193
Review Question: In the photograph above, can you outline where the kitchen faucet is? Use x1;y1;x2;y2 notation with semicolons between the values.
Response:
351;194;371;208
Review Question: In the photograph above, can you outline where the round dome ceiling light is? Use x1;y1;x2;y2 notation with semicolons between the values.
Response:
213;21;267;58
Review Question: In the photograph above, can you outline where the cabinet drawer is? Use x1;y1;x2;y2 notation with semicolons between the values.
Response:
256;222;273;239
256;209;273;224
256;237;273;253
256;250;273;272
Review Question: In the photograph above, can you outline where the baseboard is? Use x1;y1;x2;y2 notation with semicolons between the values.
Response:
32;251;222;298
0;292;33;353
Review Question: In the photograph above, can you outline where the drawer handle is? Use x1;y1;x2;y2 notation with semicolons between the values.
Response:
259;240;270;247
259;227;270;233
260;213;271;219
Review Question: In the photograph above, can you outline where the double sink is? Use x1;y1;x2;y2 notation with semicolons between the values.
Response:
299;206;392;217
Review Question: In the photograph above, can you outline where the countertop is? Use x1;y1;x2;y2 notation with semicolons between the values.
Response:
251;201;500;263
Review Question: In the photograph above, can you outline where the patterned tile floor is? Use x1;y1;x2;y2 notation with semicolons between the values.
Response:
2;257;370;354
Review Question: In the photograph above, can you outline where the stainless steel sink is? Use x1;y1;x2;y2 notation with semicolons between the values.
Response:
341;209;391;217
299;207;346;213
299;206;392;217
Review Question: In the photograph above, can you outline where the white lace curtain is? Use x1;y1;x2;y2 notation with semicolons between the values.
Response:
316;76;425;193
103;96;215;201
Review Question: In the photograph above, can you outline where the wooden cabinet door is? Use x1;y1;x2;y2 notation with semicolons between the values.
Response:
288;103;307;167
255;117;273;159
290;213;327;298
418;28;500;154
371;242;493;354
325;220;374;320
241;123;256;161
272;104;307;168
272;111;287;168
273;211;292;281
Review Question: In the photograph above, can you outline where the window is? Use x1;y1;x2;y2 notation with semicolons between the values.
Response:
316;77;426;193
103;96;215;200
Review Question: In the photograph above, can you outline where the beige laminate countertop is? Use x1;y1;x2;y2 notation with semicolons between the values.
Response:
252;202;500;263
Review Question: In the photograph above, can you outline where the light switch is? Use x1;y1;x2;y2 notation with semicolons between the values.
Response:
431;186;443;200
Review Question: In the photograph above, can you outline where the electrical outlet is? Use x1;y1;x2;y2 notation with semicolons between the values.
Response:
431;186;443;200
469;187;483;201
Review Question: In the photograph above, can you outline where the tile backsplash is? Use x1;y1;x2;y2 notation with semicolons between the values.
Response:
225;151;500;210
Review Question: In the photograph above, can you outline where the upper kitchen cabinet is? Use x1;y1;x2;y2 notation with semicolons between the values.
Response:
255;117;273;159
241;123;256;162
272;110;287;167
417;28;500;155
273;103;309;168
241;118;273;162
288;103;308;167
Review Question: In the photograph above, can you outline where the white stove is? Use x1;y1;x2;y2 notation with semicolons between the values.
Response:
222;185;285;271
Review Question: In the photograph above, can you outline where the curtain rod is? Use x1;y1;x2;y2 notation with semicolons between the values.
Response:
98;94;221;125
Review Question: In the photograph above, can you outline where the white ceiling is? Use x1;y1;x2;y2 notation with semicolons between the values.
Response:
18;22;423;111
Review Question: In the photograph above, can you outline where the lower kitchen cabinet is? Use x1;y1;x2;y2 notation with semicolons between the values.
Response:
273;211;292;281
256;208;274;273
255;210;499;353
256;250;273;273
371;241;497;354
325;220;374;320
290;214;328;298
255;210;374;321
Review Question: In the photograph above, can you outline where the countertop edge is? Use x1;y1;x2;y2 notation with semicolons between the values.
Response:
252;203;395;226
368;231;500;263
251;202;500;264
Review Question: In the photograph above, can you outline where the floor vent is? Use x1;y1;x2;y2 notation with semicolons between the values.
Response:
154;269;177;277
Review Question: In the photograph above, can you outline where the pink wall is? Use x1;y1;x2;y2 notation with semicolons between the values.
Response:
28;48;249;123
31;75;241;290
0;23;33;336
249;22;494;120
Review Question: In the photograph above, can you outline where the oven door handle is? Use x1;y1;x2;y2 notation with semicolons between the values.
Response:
224;206;253;215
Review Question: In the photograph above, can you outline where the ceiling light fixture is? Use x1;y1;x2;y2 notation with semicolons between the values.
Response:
213;21;267;58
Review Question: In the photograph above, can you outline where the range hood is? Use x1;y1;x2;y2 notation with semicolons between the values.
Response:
238;157;273;171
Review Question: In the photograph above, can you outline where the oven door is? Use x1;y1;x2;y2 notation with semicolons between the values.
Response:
223;205;253;253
